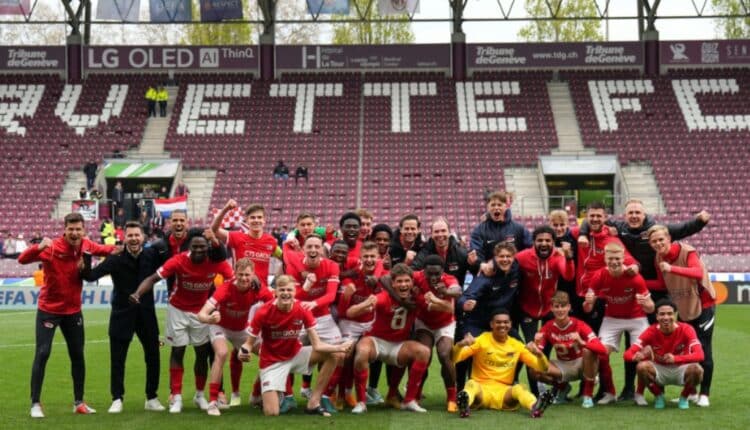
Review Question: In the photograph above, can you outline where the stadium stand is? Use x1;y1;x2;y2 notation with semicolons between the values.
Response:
565;68;750;259
1;68;749;275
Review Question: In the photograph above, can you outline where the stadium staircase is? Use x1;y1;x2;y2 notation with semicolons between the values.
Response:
503;167;546;216
547;82;590;154
128;86;216;222
620;162;666;214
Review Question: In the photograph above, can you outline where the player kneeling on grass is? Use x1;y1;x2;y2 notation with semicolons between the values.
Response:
237;275;353;416
197;258;273;416
453;308;554;419
527;291;607;408
351;264;432;414
623;300;704;410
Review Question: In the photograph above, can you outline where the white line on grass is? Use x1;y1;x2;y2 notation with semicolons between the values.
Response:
0;339;109;349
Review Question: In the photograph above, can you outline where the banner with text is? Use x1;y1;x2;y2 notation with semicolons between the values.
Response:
660;40;750;66
96;0;140;22
0;281;169;310
468;42;643;68
199;0;243;22
0;46;65;70
85;46;258;70
0;0;29;15
149;0;191;22
276;44;450;70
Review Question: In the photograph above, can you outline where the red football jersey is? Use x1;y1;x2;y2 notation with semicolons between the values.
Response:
337;262;385;323
226;231;278;287
538;317;599;361
17;237;114;315
249;301;316;369
590;268;650;319
366;291;417;342
412;270;458;330
633;323;703;365
208;280;274;331
286;258;340;318
158;252;234;313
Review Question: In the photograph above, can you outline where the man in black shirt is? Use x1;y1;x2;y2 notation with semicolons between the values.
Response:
81;221;165;413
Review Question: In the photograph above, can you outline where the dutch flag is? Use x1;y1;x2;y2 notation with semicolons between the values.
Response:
153;195;187;217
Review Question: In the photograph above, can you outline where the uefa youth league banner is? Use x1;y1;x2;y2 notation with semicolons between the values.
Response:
85;45;258;70
0;280;170;310
660;40;750;66
0;0;30;15
149;0;191;22
96;0;141;21
467;42;643;68
0;46;65;70
307;0;349;15
199;0;243;22
276;44;450;70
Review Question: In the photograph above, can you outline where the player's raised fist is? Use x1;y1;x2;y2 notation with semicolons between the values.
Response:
38;237;53;250
224;199;238;211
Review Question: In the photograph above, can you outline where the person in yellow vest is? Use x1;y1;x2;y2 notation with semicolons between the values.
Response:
156;85;169;117
145;85;157;117
33;264;45;287
100;218;115;245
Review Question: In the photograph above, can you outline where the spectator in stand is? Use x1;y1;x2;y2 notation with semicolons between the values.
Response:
174;182;190;197
151;211;166;238
16;234;28;255
100;219;116;245
159;186;169;198
83;160;98;190
156;85;168;117
114;208;127;229
295;165;309;185
142;186;156;199
4;233;19;259
79;187;89;200
30;232;43;245
112;181;124;210
89;188;103;200
273;160;290;184
145;84;157;118
139;211;152;238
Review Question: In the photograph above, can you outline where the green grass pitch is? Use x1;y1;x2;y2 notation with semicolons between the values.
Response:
0;305;748;430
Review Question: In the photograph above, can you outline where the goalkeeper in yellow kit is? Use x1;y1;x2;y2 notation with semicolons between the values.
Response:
453;308;555;418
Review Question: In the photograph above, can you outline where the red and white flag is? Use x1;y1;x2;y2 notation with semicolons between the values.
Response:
209;207;247;231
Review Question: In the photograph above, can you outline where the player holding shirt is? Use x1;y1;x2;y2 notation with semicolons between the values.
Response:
197;258;273;416
238;275;353;417
411;255;462;412
583;242;654;406
131;231;234;414
351;264;432;414
453;309;554;419
624;300;704;410
335;242;385;407
20;213;118;418
527;291;607;408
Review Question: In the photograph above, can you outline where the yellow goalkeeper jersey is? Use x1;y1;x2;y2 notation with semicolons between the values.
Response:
453;332;548;386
